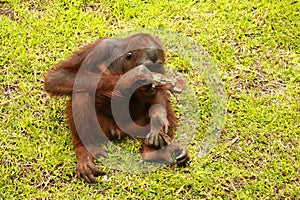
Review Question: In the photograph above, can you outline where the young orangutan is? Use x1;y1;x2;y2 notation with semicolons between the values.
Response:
44;33;189;183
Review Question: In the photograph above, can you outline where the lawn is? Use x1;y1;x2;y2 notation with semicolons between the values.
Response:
0;0;299;199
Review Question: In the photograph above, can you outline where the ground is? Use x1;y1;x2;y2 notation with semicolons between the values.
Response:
0;0;299;199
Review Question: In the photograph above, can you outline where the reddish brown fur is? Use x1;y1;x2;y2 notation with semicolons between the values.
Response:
44;34;189;183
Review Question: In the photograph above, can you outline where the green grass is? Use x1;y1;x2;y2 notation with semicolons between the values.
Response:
1;0;299;199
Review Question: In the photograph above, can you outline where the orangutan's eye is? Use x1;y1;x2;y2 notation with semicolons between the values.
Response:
125;52;133;60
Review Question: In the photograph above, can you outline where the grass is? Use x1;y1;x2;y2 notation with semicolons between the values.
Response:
0;0;299;199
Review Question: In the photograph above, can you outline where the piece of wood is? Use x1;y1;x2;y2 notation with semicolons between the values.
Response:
152;72;186;94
